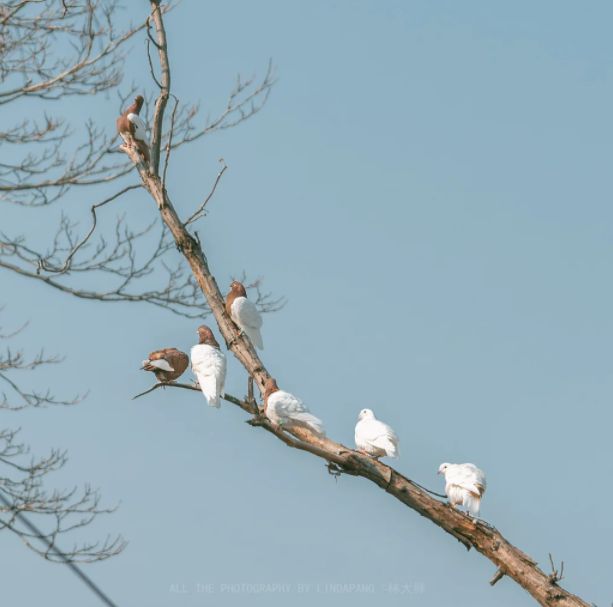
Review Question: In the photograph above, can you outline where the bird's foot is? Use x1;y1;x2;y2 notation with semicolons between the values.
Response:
246;405;267;425
471;515;488;527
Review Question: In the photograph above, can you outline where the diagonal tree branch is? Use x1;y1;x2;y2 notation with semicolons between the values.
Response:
116;7;593;603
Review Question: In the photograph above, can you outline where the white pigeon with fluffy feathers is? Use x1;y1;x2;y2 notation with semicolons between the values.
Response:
264;380;325;436
190;326;227;408
438;462;486;518
354;409;399;458
230;297;263;349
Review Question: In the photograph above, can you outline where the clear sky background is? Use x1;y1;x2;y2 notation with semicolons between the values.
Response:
1;1;611;605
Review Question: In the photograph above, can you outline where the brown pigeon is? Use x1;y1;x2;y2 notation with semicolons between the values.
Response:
117;95;150;163
225;281;263;349
141;348;189;382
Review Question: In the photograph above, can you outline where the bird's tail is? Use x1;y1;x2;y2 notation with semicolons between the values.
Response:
380;438;398;458
463;492;481;517
245;327;264;350
197;374;221;408
293;412;325;437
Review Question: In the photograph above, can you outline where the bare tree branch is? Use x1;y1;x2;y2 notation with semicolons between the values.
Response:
110;7;592;604
0;0;275;320
184;159;227;225
0;311;124;562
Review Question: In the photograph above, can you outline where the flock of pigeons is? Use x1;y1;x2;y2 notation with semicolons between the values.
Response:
140;279;487;520
120;96;487;520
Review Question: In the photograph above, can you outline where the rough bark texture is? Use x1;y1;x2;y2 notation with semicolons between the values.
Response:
120;6;593;605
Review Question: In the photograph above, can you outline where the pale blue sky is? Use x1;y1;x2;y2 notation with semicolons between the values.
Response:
1;1;611;605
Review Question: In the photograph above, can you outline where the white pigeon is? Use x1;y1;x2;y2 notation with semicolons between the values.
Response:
263;378;325;436
438;462;487;518
127;111;147;143
354;408;399;458
225;281;264;349
190;325;227;408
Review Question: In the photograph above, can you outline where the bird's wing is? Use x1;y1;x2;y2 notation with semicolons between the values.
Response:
269;390;304;416
231;297;263;348
190;345;226;406
190;345;220;373
269;391;325;435
216;354;227;396
357;419;398;454
449;464;486;496
145;358;174;372
127;113;147;141
357;419;397;444
164;349;189;376
231;297;263;330
472;466;487;494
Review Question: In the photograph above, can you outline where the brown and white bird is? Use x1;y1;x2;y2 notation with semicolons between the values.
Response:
225;280;263;349
263;378;325;436
190;325;227;408
116;95;149;163
141;348;189;382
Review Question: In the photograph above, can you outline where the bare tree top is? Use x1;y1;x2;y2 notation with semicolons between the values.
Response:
0;0;279;317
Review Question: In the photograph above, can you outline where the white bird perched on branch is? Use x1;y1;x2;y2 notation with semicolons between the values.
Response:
190;325;227;408
438;462;487;519
263;378;325;436
225;280;264;349
354;408;399;459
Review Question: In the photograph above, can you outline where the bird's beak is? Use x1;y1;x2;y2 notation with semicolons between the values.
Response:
437;470;442;475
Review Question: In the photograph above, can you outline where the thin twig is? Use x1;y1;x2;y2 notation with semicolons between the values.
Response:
38;185;141;275
161;95;179;188
185;160;227;225
490;568;505;586
132;380;198;400
146;37;163;90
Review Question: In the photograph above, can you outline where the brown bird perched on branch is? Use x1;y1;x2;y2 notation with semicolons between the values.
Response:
141;347;188;382
117;95;150;163
225;280;264;349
